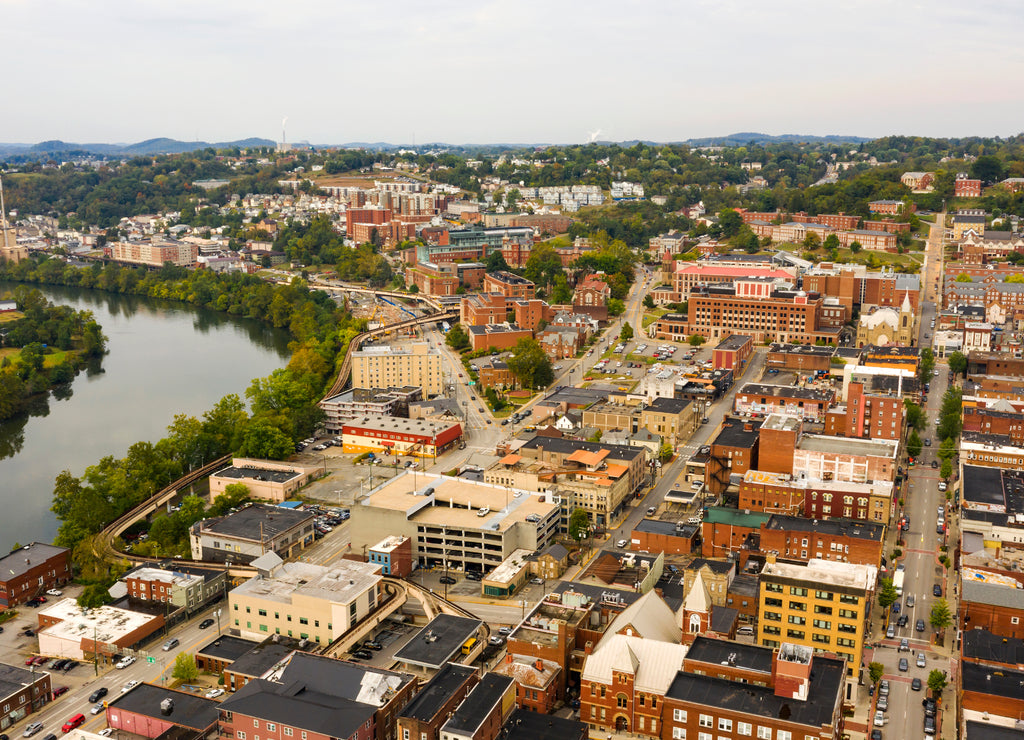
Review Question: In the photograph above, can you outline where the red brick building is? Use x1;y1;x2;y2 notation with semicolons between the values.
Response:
109;685;220;740
686;281;840;345
712;334;753;371
484;271;536;299
955;173;983;198
513;299;551;332
468;323;533;352
494;655;562;714
461;293;509;326
960;579;1024;639
824;381;904;441
759;514;884;566
733;383;835;423
573;276;611;320
397;664;479;740
408;262;459;296
0;543;71;608
663;641;846;740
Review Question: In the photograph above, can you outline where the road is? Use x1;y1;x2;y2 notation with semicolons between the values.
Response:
871;212;954;740
604;346;768;543
9;607;228;738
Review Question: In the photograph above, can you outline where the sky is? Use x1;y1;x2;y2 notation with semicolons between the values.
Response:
4;0;1024;146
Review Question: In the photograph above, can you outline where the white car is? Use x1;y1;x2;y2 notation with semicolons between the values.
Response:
115;656;136;669
121;680;139;694
205;688;225;699
99;730;114;737
46;589;63;597
616;539;628;548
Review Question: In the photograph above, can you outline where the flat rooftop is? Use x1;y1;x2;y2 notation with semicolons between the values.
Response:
197;504;314;540
231;559;381;607
714;334;753;350
400;662;478;721
342;415;460;436
713;418;763;449
109;684;220;730
665;655;844;729
363;472;559;532
214;465;300;484
0;663;45;700
761;413;802;432
765;514;884;541
686;635;774;674
799;434;898;458
761;558;877;590
962;661;1024;700
195;635;260;662
39;598;158;644
767;343;836;356
739;383;833;401
0;543;68;581
961;628;1024;667
442;674;514;734
633;519;697;538
394;614;482;670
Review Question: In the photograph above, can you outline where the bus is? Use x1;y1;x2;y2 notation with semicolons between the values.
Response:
461;637;477;655
892;570;905;597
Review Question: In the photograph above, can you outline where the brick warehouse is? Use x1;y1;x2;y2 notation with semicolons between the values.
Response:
0;543;71;608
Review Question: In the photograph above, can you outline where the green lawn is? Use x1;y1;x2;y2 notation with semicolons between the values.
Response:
0;311;24;324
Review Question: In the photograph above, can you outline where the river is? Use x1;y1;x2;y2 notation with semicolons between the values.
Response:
0;283;293;548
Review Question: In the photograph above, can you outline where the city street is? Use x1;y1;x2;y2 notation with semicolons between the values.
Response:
867;212;956;740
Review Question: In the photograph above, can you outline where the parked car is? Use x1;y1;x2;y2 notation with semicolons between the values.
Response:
879;679;889;696
933;583;943;597
62;660;78;672
352;650;372;660
616;539;628;548
205;688;225;699
924;714;936;735
51;687;69;699
198;618;215;629
439;575;456;585
873;711;886;727
886;624;895;638
121;680;139;694
98;731;114;738
46;589;63;597
923;697;936;716
465;571;482;581
115;656;136;669
876;696;887;712
22;722;43;738
363;640;382;651
488;635;505;646
498;626;512;636
530;577;544;585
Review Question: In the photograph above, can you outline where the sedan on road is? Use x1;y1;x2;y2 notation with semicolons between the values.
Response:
898;657;909;672
199;618;215;629
933;583;943;597
88;688;108;703
916;618;926;632
912;677;923;691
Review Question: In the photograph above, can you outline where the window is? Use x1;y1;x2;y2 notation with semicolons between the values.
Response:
253;721;260;729
699;715;713;728
299;617;309;626
757;727;772;740
617;694;628;708
787;615;805;625
1012;617;1020;625
718;719;732;732
698;734;711;740
777;732;791;740
814;590;833;600
672;728;686;740
258;609;267;617
237;734;246;740
737;723;752;736
284;730;293;737
403;731;410;740
789;587;807;596
673;709;687;723
266;725;275;733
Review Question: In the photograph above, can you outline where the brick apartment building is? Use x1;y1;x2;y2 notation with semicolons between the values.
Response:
572;276;611;320
959;580;1024;639
738;469;893;524
397;663;478;740
733;383;835;423
764;343;835;373
468;323;532;352
663;640;845;740
0;543;71;608
0;663;52;730
711;334;753;371
824;381;904;441
759;514;884;567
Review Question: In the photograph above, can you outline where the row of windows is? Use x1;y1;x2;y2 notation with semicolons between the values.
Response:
670;712;801;740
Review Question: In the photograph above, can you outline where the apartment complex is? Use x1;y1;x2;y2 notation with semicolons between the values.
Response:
482;271;536;299
352;343;445;396
109;238;198;267
0;543;71;608
758;558;876;678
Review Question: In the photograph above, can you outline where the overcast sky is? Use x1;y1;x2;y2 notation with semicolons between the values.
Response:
5;0;1023;146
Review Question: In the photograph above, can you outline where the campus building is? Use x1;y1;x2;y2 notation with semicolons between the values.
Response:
351;343;445;396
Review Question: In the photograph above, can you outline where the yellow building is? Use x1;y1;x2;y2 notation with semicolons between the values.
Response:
351;342;444;396
228;554;382;646
855;295;915;348
757;557;876;679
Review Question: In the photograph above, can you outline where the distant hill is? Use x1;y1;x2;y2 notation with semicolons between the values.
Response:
0;137;276;159
683;132;870;147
